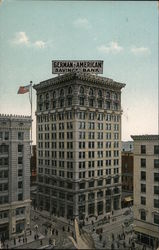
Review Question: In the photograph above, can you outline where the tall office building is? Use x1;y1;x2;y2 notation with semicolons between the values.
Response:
34;72;125;220
0;114;31;240
131;135;159;248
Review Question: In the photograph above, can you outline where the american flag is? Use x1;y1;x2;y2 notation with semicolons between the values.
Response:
17;84;31;94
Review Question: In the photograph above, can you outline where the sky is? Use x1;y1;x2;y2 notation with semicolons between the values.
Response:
0;0;158;144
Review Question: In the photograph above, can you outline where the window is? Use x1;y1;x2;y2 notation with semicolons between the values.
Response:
18;181;23;189
4;132;9;140
98;99;102;108
141;145;146;154
140;210;146;221
154;199;159;208
154;145;159;154
60;89;64;96
89;88;94;96
141;196;146;205
154;186;159;194
18;132;24;140
18;145;23;153
80;86;84;94
18;157;23;164
18;169;23;177
154;214;159;225
141;158;146;168
18;193;23;201
89;99;94;107
154;159;159;168
141;171;146;181
141;184;146;193
79;182;85;189
79;97;84;106
154;173;159;182
89;181;94;188
68;87;72;94
98;89;102;97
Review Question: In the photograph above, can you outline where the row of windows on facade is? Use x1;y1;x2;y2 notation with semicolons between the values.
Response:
140;158;159;168
141;184;159;195
140;171;159;182
141;145;159;155
0;132;25;141
0;193;23;204
38;141;119;150
140;211;159;226
37;112;120;123
38;132;120;141
38;122;119;132
38;159;119;168
38;187;120;200
38;197;120;214
38;173;119;184
38;87;120;101
38;98;120;111
39;167;118;176
38;150;119;158
141;196;159;208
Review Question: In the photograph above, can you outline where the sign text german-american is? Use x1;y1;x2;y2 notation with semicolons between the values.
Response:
52;60;103;74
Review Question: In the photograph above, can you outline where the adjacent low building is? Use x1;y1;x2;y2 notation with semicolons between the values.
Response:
0;114;31;240
131;135;159;249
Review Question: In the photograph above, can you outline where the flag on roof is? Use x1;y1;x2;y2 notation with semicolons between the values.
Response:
17;84;31;94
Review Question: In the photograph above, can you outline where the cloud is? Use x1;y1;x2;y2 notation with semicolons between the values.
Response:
13;32;29;45
34;40;46;48
12;31;46;49
130;46;150;55
97;41;123;54
73;18;91;29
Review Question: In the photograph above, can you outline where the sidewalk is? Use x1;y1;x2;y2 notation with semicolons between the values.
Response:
2;230;45;249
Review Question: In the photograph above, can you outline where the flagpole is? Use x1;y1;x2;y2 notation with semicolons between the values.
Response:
30;81;33;156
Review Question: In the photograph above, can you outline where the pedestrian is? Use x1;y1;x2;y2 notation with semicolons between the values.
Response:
72;231;74;238
112;233;114;240
30;230;32;235
68;226;70;232
23;238;24;243
6;244;8;249
14;238;16;245
103;241;106;247
52;229;54;235
26;237;27;243
123;241;126;248
62;226;65;231
49;238;51;244
40;240;43;246
56;230;58;236
34;235;36;240
111;243;114;249
19;238;20;243
99;234;102;241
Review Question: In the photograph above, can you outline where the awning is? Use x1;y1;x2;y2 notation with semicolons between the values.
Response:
134;226;159;239
124;196;133;202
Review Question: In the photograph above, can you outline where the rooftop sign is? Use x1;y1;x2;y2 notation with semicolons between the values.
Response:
52;60;103;74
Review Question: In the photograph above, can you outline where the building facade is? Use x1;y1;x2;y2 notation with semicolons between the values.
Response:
0;114;31;240
34;72;125;220
121;148;133;208
30;145;37;185
131;135;159;248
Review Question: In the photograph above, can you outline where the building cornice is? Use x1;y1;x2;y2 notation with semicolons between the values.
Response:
33;72;126;91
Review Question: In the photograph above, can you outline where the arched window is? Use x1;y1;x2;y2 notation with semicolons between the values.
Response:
89;88;94;96
106;91;110;99
80;86;84;95
46;93;49;99
53;91;56;99
68;87;72;95
98;89;102;97
60;89;64;97
114;93;118;100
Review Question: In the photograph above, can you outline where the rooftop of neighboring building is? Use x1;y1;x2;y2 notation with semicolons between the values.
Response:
131;134;159;141
122;141;134;152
